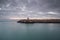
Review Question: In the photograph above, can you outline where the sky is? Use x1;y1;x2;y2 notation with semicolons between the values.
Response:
0;0;60;19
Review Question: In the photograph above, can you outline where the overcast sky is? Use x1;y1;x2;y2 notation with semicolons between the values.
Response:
0;0;60;19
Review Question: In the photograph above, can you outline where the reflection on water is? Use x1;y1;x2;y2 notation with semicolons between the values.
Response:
0;22;60;40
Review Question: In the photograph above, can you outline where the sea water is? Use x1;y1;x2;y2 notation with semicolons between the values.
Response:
0;21;60;40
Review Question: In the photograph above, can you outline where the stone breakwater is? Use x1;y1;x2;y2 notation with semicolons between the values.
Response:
17;19;60;23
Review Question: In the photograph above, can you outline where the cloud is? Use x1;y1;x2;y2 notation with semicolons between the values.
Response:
0;8;2;10
0;0;60;19
47;12;57;14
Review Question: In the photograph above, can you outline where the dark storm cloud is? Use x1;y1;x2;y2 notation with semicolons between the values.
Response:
0;0;8;4
42;0;60;12
0;0;60;10
0;0;60;19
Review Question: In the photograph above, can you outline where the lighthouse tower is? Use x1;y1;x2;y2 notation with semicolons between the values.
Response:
27;17;29;20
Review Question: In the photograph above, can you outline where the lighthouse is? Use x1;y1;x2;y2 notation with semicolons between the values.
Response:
27;17;29;20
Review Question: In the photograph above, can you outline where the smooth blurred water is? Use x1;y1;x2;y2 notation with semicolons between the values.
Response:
0;22;60;40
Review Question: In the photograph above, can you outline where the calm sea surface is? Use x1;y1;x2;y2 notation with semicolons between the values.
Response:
0;21;60;40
